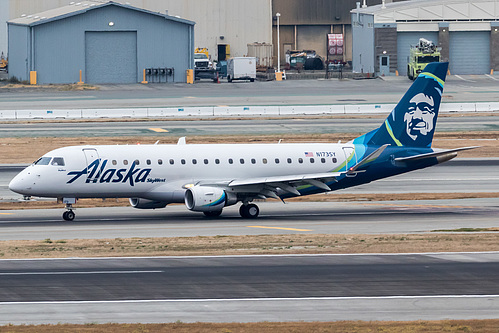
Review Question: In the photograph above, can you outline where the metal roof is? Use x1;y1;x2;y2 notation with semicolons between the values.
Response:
8;0;195;27
351;0;499;22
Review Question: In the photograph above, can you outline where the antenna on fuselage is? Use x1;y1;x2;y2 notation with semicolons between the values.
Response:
154;140;160;145
177;137;186;145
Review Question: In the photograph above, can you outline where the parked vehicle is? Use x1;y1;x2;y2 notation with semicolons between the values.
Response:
407;38;440;80
227;57;256;82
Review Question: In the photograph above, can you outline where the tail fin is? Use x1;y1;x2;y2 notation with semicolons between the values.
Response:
354;62;448;148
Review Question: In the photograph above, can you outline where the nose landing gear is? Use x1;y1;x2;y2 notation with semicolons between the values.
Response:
239;203;259;218
62;200;76;221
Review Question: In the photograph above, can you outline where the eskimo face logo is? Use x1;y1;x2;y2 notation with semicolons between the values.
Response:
404;93;436;141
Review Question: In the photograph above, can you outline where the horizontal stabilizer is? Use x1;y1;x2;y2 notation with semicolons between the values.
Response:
348;144;389;174
394;146;479;163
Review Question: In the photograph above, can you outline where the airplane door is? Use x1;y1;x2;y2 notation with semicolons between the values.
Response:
82;148;100;181
342;147;357;173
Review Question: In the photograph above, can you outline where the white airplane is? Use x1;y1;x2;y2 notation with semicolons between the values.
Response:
9;62;476;221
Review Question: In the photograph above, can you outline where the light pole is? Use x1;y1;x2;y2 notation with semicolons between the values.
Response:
276;12;281;80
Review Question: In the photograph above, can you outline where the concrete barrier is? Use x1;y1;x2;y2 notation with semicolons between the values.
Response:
279;105;344;115
0;110;17;119
214;106;279;116
344;104;395;114
0;103;496;120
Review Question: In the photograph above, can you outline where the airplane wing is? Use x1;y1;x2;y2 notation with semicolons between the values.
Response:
198;172;342;198
394;146;479;162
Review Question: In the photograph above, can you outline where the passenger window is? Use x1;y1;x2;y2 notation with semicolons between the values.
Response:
181;159;186;165
169;159;174;165
146;159;151;165
287;158;292;164
34;157;52;165
204;159;209;164
298;158;303;164
321;158;326;163
158;159;163;165
333;158;337;163
51;157;65;166
240;158;245;164
112;160;117;166
275;158;280;164
228;158;233;164
192;159;197;165
134;160;140;165
215;159;220;164
262;158;268;164
123;160;128;165
251;158;256;164
310;158;315;163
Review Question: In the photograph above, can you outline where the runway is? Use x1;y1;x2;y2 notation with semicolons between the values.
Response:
1;253;498;324
1;116;498;137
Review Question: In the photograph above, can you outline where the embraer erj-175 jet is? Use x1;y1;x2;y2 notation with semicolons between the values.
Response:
10;62;476;221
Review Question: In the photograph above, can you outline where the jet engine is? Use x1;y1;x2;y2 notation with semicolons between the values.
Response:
184;186;237;212
129;198;168;209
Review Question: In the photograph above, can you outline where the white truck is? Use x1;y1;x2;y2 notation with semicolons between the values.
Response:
227;57;256;82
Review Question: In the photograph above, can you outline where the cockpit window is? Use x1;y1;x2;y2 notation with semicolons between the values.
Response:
51;157;65;166
34;157;52;165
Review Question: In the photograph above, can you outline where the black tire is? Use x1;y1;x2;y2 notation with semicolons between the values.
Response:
407;66;413;80
227;75;232;83
239;204;259;219
203;210;223;218
250;78;255;82
63;210;75;221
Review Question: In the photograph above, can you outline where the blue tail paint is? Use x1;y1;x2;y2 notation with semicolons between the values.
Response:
354;62;449;148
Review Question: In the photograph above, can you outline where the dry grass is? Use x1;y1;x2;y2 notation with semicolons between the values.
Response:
2;320;499;332
1;233;498;259
0;131;497;164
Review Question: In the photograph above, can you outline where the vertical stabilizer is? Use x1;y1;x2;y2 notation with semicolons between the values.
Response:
354;62;448;148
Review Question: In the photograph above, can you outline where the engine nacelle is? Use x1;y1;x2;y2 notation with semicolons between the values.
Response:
185;186;237;212
129;198;168;209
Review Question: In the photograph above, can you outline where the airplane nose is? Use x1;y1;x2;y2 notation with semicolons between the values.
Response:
9;173;31;195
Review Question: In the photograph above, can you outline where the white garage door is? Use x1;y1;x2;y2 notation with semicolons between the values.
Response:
397;32;439;76
85;31;137;84
449;31;490;74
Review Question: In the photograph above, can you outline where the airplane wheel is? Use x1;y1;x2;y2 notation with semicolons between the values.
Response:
203;210;223;217
239;204;259;219
63;210;75;221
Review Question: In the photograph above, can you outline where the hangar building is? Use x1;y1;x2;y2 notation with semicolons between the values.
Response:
7;1;194;84
352;0;499;76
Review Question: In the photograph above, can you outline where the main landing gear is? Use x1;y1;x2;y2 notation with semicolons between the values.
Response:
62;202;75;221
239;203;259;219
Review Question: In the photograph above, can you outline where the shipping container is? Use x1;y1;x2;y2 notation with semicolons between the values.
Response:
247;43;273;68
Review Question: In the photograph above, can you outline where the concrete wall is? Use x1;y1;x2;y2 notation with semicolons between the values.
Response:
6;24;29;81
374;25;397;74
2;0;271;65
9;4;193;84
352;13;374;74
491;22;499;72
